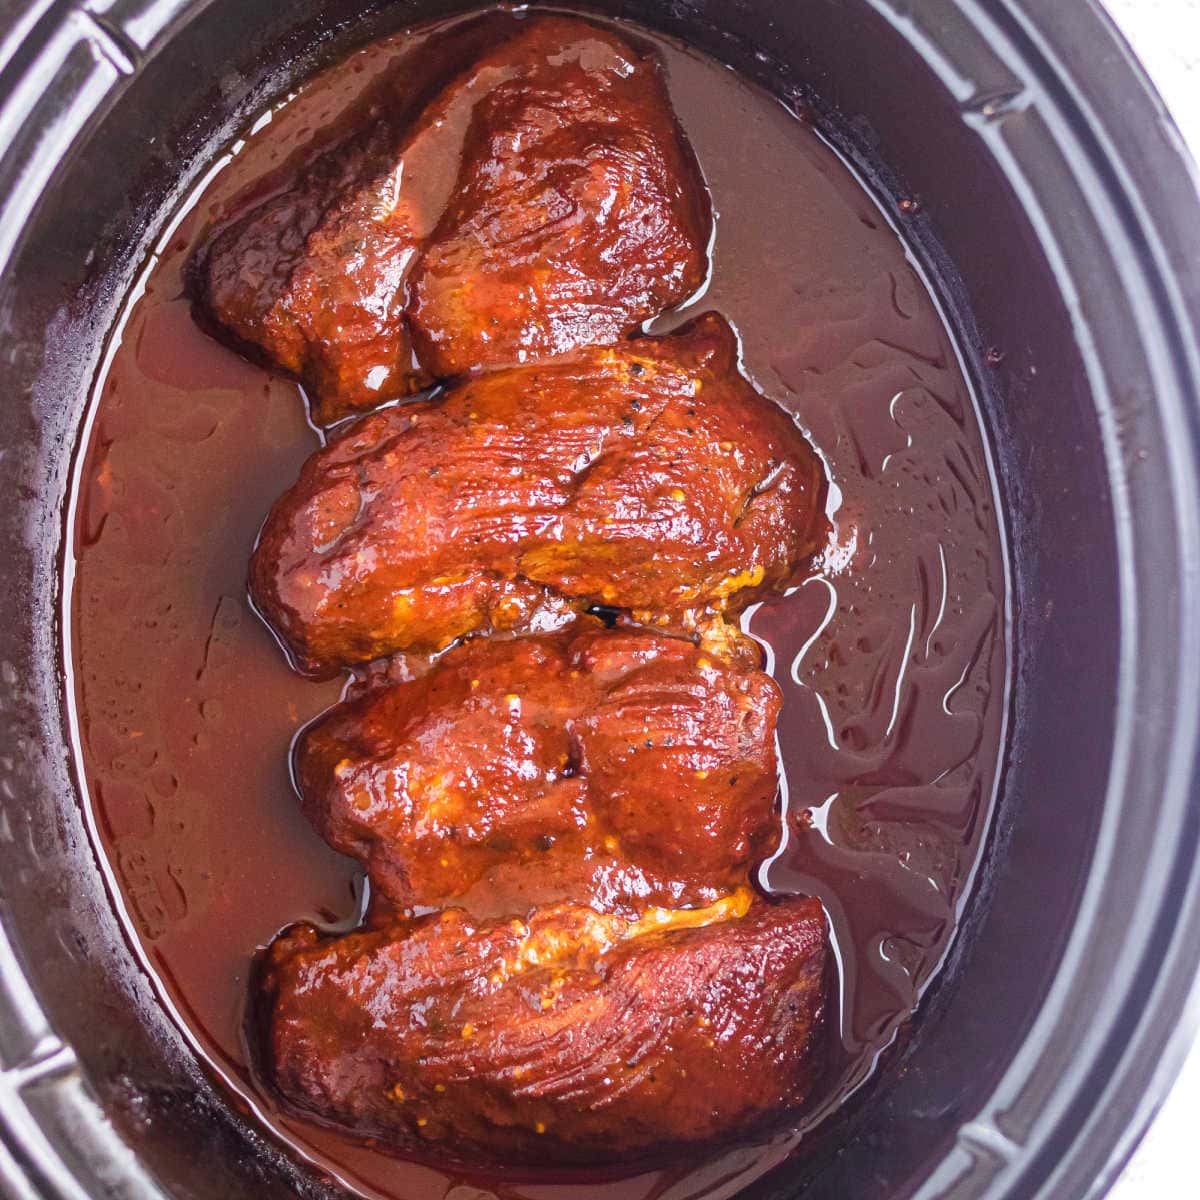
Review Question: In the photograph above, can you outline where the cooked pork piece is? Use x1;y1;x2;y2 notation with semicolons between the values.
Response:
261;894;828;1163
405;17;711;378
193;14;710;424
294;627;783;914
250;313;828;674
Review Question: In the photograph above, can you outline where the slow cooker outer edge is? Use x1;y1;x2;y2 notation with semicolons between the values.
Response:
0;1;1197;1199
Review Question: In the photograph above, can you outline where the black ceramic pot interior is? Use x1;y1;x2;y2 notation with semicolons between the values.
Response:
0;2;1198;1199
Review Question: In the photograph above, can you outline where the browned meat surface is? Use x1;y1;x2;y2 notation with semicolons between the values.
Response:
250;313;828;675
193;115;428;426
192;14;710;424
405;18;710;377
261;895;827;1163
295;627;782;915
188;34;465;426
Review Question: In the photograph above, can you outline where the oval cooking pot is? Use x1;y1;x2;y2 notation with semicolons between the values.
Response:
0;2;1197;1198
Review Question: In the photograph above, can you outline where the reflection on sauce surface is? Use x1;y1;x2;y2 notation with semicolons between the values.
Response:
68;11;1007;1199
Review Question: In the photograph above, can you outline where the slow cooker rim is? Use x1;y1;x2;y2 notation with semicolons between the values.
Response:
940;2;1200;1197
0;1;1196;1199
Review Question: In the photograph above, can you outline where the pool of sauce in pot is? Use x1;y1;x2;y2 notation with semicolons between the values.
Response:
67;11;1008;1200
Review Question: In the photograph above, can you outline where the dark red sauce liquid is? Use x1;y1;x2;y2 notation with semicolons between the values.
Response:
66;11;1008;1198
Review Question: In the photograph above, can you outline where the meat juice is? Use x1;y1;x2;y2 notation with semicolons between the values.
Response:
66;11;1008;1199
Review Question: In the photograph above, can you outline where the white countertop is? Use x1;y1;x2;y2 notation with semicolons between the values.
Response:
1092;2;1199;1196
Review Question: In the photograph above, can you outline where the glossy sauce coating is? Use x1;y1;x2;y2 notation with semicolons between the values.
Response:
263;896;826;1164
406;17;710;377
295;627;783;916
251;312;827;675
194;14;710;424
251;21;817;1158
69;12;1008;1200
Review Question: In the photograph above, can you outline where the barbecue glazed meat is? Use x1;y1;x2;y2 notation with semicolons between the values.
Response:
295;627;783;914
250;313;828;674
192;14;710;424
261;895;828;1163
192;116;429;427
405;18;710;378
189;36;464;426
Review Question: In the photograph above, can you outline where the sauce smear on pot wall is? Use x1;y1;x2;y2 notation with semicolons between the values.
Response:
67;10;1008;1198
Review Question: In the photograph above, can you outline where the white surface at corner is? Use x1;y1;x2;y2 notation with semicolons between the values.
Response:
1104;0;1200;151
1098;4;1199;1198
